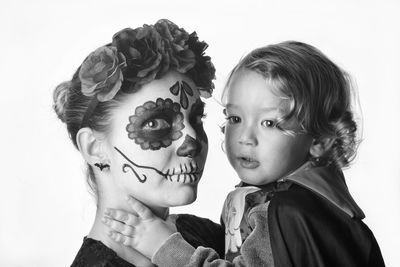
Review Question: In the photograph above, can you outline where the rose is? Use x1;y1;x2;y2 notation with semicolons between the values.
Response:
186;32;215;98
112;26;166;89
79;46;127;102
156;20;214;98
155;19;196;73
111;20;215;97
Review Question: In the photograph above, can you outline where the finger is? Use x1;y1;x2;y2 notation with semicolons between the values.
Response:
126;196;152;219
104;208;139;226
102;217;135;237
108;231;135;247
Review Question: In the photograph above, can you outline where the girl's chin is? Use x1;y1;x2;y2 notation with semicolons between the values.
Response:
167;188;198;207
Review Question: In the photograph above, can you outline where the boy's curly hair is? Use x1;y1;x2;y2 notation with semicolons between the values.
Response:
224;41;359;168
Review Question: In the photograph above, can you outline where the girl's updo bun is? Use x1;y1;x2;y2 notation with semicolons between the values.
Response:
53;81;70;123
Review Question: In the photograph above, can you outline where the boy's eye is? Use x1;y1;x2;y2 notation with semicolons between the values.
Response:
227;116;241;124
142;118;171;130
261;120;276;128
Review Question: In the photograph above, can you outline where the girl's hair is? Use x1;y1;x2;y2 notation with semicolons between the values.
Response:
53;19;215;198
223;41;359;168
53;71;127;197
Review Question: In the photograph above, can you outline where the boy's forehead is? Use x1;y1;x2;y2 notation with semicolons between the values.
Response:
226;103;279;112
225;101;287;117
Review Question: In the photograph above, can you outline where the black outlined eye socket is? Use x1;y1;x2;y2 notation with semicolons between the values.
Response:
190;100;206;126
126;98;185;150
142;118;171;130
190;99;208;144
193;114;206;125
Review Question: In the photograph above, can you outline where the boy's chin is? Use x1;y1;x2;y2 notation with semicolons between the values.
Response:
239;174;276;186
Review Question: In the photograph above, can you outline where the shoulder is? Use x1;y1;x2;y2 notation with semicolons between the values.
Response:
267;184;386;266
244;183;317;221
268;183;342;220
244;182;350;224
70;237;134;267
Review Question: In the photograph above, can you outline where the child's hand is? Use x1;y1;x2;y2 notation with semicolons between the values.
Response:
102;196;177;258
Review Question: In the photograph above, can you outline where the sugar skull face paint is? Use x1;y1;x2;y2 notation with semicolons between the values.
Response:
189;98;208;144
126;98;185;150
169;80;194;109
104;71;208;208
176;134;202;158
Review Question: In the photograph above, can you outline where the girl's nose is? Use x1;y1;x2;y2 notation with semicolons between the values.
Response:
238;128;258;146
177;134;202;158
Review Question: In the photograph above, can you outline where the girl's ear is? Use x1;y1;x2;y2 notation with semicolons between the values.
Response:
76;127;109;166
309;137;336;158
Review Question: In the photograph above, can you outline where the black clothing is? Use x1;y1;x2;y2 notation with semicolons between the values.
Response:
71;214;224;266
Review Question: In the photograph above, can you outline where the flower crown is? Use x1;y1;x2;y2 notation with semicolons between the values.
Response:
78;19;215;105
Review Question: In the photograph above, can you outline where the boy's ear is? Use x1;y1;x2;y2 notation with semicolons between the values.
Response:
309;137;336;158
76;127;109;165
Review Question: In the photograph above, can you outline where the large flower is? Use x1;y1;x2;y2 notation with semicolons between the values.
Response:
186;32;215;98
111;20;214;97
112;25;166;90
79;46;127;101
155;19;196;73
155;19;215;98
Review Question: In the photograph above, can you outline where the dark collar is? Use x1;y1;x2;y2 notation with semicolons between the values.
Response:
281;162;365;219
237;162;365;219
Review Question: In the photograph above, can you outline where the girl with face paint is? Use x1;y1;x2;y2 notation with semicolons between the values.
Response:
53;20;223;266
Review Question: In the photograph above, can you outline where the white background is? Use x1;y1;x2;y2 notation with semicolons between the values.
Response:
1;0;399;266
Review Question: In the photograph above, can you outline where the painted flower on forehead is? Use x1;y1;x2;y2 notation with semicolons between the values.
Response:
79;46;127;102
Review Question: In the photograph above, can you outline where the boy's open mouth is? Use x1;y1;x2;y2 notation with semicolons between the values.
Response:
237;156;260;169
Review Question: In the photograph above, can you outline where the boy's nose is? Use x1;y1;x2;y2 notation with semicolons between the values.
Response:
177;134;202;158
238;129;258;146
